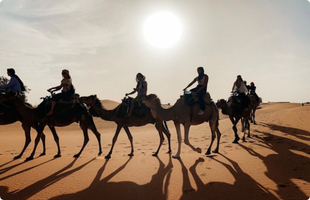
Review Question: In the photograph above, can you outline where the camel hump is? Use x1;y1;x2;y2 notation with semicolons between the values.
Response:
204;92;212;105
56;93;80;104
184;92;212;106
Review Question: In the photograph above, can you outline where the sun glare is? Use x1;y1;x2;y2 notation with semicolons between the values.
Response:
143;12;182;49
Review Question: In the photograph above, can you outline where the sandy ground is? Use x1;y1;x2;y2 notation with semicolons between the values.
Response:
0;101;310;200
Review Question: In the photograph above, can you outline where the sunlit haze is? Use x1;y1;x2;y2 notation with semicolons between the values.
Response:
0;0;310;105
144;12;182;48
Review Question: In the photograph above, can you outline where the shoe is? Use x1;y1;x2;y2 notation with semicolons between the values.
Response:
198;110;204;115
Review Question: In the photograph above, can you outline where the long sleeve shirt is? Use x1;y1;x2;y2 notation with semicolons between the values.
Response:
0;77;21;91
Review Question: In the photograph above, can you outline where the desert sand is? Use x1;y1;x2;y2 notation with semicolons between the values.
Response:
0;100;310;200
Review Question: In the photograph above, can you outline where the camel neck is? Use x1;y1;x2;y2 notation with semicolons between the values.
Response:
13;98;35;120
91;104;116;121
152;101;177;121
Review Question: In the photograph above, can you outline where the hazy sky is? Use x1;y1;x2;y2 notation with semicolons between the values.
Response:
0;0;310;105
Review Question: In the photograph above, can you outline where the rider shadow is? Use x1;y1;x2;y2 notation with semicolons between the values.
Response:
179;155;278;200
50;156;173;200
240;129;310;200
0;158;94;200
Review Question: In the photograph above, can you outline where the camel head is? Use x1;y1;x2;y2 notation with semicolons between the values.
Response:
142;94;161;109
216;99;227;109
79;95;97;106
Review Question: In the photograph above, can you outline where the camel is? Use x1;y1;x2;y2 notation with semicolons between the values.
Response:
0;93;102;161
142;93;221;159
216;98;251;143
248;94;260;125
0;99;46;159
79;95;171;159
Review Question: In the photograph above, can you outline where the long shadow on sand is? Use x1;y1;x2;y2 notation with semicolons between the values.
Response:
240;124;310;200
178;156;278;200
0;158;54;181
50;156;173;200
0;158;95;200
261;123;310;142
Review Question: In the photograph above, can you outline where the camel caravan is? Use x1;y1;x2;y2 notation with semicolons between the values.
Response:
0;68;261;161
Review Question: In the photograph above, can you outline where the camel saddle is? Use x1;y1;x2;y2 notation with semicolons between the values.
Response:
118;97;150;118
183;92;212;106
37;93;87;117
228;93;250;114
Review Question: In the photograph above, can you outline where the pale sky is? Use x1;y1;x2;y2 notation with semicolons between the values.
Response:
0;0;310;105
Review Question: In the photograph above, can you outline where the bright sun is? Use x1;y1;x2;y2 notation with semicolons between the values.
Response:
143;12;182;49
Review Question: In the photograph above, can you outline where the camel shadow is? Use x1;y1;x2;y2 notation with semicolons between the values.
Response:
50;155;173;200
240;128;310;200
0;158;54;181
261;122;310;142
179;155;278;200
0;159;24;175
0;158;95;200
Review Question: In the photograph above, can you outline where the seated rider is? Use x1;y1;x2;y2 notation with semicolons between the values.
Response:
126;73;147;117
183;66;209;115
46;69;75;116
0;68;26;114
0;68;26;93
248;82;260;103
231;75;249;108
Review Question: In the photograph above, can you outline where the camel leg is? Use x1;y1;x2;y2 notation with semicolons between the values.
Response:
241;117;245;132
252;108;257;125
230;117;240;143
213;126;222;153
241;118;246;141
206;118;221;155
86;115;102;156
162;122;172;154
205;128;215;156
105;124;123;159
14;123;32;159
183;123;202;154
48;126;62;158
247;118;251;138
172;122;182;159
26;124;46;161
39;132;46;157
32;122;46;157
152;120;164;157
123;126;134;157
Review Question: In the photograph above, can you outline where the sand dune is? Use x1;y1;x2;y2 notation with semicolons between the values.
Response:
0;102;309;200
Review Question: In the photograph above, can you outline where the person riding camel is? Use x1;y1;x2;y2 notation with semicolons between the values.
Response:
46;69;75;116
231;75;249;108
183;66;209;115
126;73;147;117
0;68;26;93
248;82;260;103
0;68;26;114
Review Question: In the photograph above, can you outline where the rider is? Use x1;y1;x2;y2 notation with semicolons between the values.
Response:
46;69;75;116
231;75;249;108
0;68;26;114
248;82;260;103
126;73;147;117
183;66;209;115
0;68;26;93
